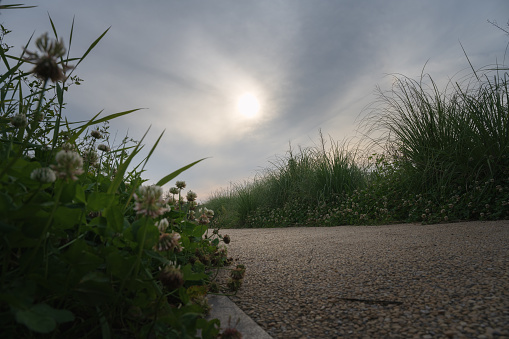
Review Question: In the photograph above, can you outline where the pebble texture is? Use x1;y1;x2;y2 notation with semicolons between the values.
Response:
222;221;509;338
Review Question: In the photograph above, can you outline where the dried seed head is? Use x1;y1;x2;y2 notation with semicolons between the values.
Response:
159;265;184;290
220;327;243;339
23;33;72;82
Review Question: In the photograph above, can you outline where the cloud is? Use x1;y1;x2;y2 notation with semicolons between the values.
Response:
3;0;508;200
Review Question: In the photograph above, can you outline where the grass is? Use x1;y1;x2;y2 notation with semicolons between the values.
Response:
206;64;509;229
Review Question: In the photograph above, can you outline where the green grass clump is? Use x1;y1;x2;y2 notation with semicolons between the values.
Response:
206;55;509;229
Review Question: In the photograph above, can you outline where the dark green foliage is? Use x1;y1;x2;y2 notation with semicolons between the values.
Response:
0;17;233;338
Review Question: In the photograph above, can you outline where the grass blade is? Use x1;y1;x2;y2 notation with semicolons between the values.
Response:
155;158;208;187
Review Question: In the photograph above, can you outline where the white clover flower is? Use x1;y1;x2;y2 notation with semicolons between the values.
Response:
83;148;99;166
90;129;102;139
51;150;84;181
156;218;170;233
30;167;56;183
133;185;169;218
154;231;183;252
10;113;28;129
175;181;186;189
97;144;110;152
186;190;197;202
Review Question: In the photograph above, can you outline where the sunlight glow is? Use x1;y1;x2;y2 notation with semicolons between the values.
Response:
237;93;260;118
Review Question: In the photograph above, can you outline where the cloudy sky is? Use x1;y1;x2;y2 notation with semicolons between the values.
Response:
2;1;508;200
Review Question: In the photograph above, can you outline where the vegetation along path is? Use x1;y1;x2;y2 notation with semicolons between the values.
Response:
222;221;509;338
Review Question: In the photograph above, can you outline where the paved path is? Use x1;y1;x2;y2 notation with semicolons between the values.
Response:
220;221;509;338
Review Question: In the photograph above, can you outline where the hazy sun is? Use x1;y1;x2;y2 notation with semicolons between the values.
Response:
237;93;260;118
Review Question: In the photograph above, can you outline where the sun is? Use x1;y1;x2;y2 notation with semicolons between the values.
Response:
237;93;260;118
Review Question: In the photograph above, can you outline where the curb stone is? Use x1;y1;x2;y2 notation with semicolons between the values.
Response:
206;295;273;339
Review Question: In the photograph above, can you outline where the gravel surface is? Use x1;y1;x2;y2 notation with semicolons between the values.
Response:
221;221;509;338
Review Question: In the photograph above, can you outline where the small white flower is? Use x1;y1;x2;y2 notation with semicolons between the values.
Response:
10;113;28;128
97;144;110;152
133;185;169;218
51;150;84;181
156;218;170;233
30;167;56;183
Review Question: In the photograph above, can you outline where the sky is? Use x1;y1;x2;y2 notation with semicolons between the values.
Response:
1;1;508;201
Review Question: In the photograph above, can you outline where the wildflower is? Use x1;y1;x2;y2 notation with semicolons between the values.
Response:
169;187;179;195
155;232;182;252
51;150;84;181
133;185;169;218
158;265;184;290
90;129;102;139
176;181;186;189
204;207;214;218
197;213;210;225
30;167;56;183
10;113;28;129
186;190;197;202
23;33;72;82
155;218;170;233
83;148;99;166
97;144;110;152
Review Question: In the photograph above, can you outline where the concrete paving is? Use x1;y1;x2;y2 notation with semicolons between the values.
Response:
207;294;273;339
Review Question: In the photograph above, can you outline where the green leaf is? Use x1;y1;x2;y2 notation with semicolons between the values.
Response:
75;27;111;68
87;192;116;211
104;205;124;233
156;158;208;187
63;240;103;279
53;205;83;230
191;224;208;238
132;218;159;249
67;108;142;146
181;264;207;281
74;272;114;305
105;250;136;279
141;129;165;172
15;303;74;334
74;184;86;204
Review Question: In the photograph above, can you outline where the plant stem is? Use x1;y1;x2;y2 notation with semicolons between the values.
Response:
133;217;149;277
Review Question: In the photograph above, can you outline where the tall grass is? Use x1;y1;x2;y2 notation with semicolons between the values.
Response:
206;65;509;228
206;133;367;228
367;68;508;195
